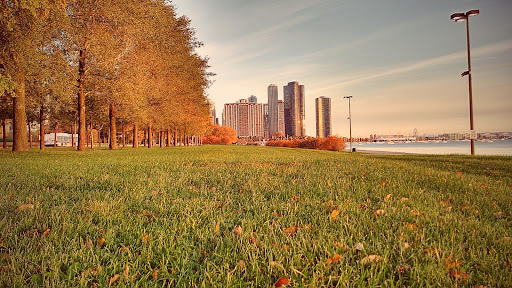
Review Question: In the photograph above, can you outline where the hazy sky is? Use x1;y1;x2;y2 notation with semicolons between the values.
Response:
172;0;512;138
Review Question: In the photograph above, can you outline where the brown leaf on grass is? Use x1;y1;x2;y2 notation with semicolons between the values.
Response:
330;209;340;221
248;236;259;245
152;270;158;281
142;233;150;244
85;238;93;248
108;274;120;286
97;237;105;247
214;223;221;235
482;184;488;189
238;260;246;271
274;277;290;287
272;211;281;217
353;242;364;252
411;210;420;216
457;171;463;176
118;247;130;254
233;225;243;236
140;211;157;220
449;271;468;281
384;194;392;202
441;198;454;207
360;255;383;265
403;223;417;231
444;256;463;270
285;226;297;236
123;265;129;279
81;266;102;278
41;228;51;237
290;196;300;203
15;204;34;212
326;254;343;264
374;209;386;216
459;205;469;211
381;180;387;188
359;204;370;210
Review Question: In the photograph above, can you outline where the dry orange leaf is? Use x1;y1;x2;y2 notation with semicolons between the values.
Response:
360;255;383;265
411;210;420;216
449;271;468;281
457;171;463;176
326;254;343;264
444;256;463;270
108;274;120;286
384;194;392;202
214;223;220;235
285;226;297;236
118;247;130;254
123;265;129;278
248;236;259;245
330;209;339;221
290;196;300;203
41;228;51;236
381;180;387;188
85;238;93;248
374;209;386;216
152;269;158;281
274;277;290;287
233;225;243;236
142;233;150;244
97;237;105;247
15;204;34;212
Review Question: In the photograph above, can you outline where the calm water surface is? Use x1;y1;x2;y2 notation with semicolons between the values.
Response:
351;140;512;156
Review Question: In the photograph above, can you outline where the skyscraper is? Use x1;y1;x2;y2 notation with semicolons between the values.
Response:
267;84;279;135
283;81;305;137
223;100;265;138
316;96;331;138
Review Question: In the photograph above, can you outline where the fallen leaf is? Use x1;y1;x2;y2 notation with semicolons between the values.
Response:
274;277;290;287
411;210;420;216
233;225;243;236
97;237;105;247
326;254;343;264
248;236;259;245
272;211;281;217
285;226;297;236
330;209;339;221
384;194;392;202
444;256;463;270
118;247;130;254
283;244;290;250
459;205;469;211
381;180;387;188
359;204;370;210
85;238;93;248
108;274;120;286
41;228;51;236
214;223;220;235
482;184;488;189
353;242;364;252
374;209;386;216
238;260;246;271
123;265;129;279
15;204;34;212
209;187;216;193
142;233;150;244
403;242;410;249
449;271;468;281
290;196;300;203
457;171;463;176
152;270;158;281
404;223;417;231
401;197;409;202
360;255;383;265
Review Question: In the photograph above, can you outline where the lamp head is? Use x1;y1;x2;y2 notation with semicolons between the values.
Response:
466;9;479;17
450;12;466;22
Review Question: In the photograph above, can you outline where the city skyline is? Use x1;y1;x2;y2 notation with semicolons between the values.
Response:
173;0;512;138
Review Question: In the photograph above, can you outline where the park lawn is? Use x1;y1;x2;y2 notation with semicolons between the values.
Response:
0;145;511;287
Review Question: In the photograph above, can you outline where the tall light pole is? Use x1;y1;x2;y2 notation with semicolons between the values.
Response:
451;9;479;155
344;96;353;152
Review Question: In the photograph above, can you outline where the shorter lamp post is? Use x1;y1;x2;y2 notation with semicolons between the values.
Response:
450;9;479;155
344;96;353;152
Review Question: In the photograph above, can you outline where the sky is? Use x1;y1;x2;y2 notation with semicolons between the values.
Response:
172;0;512;138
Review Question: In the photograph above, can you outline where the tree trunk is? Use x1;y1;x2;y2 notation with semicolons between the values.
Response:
77;46;87;151
122;122;126;148
28;122;31;148
159;129;163;148
133;124;138;148
148;124;153;148
2;119;7;149
173;129;177;146
54;127;57;148
13;70;28;152
143;128;147;147
90;123;94;150
166;129;170;147
109;102;117;150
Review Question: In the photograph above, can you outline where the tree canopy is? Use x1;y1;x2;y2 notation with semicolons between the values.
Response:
0;0;213;151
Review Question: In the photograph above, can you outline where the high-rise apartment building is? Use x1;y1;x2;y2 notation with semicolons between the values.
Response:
267;84;279;135
278;100;285;136
316;96;331;138
283;81;305;137
222;97;265;138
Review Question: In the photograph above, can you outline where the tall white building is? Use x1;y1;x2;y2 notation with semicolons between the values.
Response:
223;98;265;138
268;84;279;135
316;96;331;138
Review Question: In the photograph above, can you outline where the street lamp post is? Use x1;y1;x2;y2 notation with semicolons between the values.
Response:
344;96;353;152
451;9;479;155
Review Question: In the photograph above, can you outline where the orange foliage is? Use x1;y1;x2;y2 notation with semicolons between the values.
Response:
266;136;345;151
202;125;237;145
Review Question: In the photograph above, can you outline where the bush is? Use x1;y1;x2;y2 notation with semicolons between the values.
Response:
266;136;345;152
202;125;237;145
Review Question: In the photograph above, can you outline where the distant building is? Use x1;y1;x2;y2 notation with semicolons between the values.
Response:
248;95;258;103
315;96;331;138
283;81;305;137
267;84;279;135
223;99;265;138
278;100;285;136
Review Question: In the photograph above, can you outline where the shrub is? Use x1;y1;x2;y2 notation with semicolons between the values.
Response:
266;136;345;152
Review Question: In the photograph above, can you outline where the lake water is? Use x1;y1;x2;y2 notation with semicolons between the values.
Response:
349;140;512;156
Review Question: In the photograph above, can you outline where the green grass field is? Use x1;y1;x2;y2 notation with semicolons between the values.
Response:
1;146;511;287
